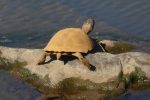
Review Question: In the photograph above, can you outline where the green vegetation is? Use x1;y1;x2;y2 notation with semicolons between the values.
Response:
54;78;89;95
117;67;149;90
55;78;78;95
10;67;39;83
0;52;42;92
97;80;125;100
0;53;27;71
0;53;39;84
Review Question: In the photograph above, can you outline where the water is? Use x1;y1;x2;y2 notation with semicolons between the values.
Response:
0;0;150;48
0;71;40;100
120;91;150;100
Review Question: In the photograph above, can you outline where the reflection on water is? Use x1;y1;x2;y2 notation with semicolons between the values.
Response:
0;0;150;48
0;71;40;100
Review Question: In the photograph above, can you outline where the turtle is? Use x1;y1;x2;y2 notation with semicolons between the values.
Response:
37;18;95;69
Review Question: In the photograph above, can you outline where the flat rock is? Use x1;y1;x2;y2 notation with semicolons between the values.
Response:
0;46;150;85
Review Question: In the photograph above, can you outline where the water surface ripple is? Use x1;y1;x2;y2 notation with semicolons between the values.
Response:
0;0;150;48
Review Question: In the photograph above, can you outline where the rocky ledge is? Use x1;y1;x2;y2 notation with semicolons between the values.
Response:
0;46;150;86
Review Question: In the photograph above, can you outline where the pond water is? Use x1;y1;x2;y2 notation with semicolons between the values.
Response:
0;0;150;50
120;91;150;100
0;0;150;99
0;71;40;100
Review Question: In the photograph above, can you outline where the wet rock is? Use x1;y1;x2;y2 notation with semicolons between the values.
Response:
100;40;135;54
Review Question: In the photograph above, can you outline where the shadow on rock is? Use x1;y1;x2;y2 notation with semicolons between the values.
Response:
37;95;61;100
89;38;106;54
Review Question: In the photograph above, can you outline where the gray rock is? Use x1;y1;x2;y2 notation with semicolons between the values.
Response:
117;52;150;78
0;46;150;85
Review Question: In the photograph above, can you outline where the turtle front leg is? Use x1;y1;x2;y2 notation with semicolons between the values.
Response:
72;52;91;69
37;52;50;65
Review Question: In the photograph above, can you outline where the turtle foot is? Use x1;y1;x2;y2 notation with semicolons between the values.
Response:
80;58;96;71
89;64;96;71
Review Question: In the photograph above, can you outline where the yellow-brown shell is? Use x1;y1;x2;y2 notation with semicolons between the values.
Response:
44;28;93;53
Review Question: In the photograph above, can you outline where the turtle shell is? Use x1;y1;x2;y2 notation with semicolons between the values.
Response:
44;28;93;53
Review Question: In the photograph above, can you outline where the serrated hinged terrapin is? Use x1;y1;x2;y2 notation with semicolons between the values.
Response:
37;19;95;69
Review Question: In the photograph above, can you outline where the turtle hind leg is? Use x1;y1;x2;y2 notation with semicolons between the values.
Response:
72;52;91;69
56;52;61;60
37;52;50;65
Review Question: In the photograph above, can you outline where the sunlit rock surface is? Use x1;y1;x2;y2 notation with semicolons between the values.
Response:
0;46;150;85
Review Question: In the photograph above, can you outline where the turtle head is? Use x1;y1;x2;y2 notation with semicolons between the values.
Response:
82;18;95;34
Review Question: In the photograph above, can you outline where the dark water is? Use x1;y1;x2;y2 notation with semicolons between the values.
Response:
0;0;150;48
120;91;150;100
0;0;150;99
0;71;40;100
